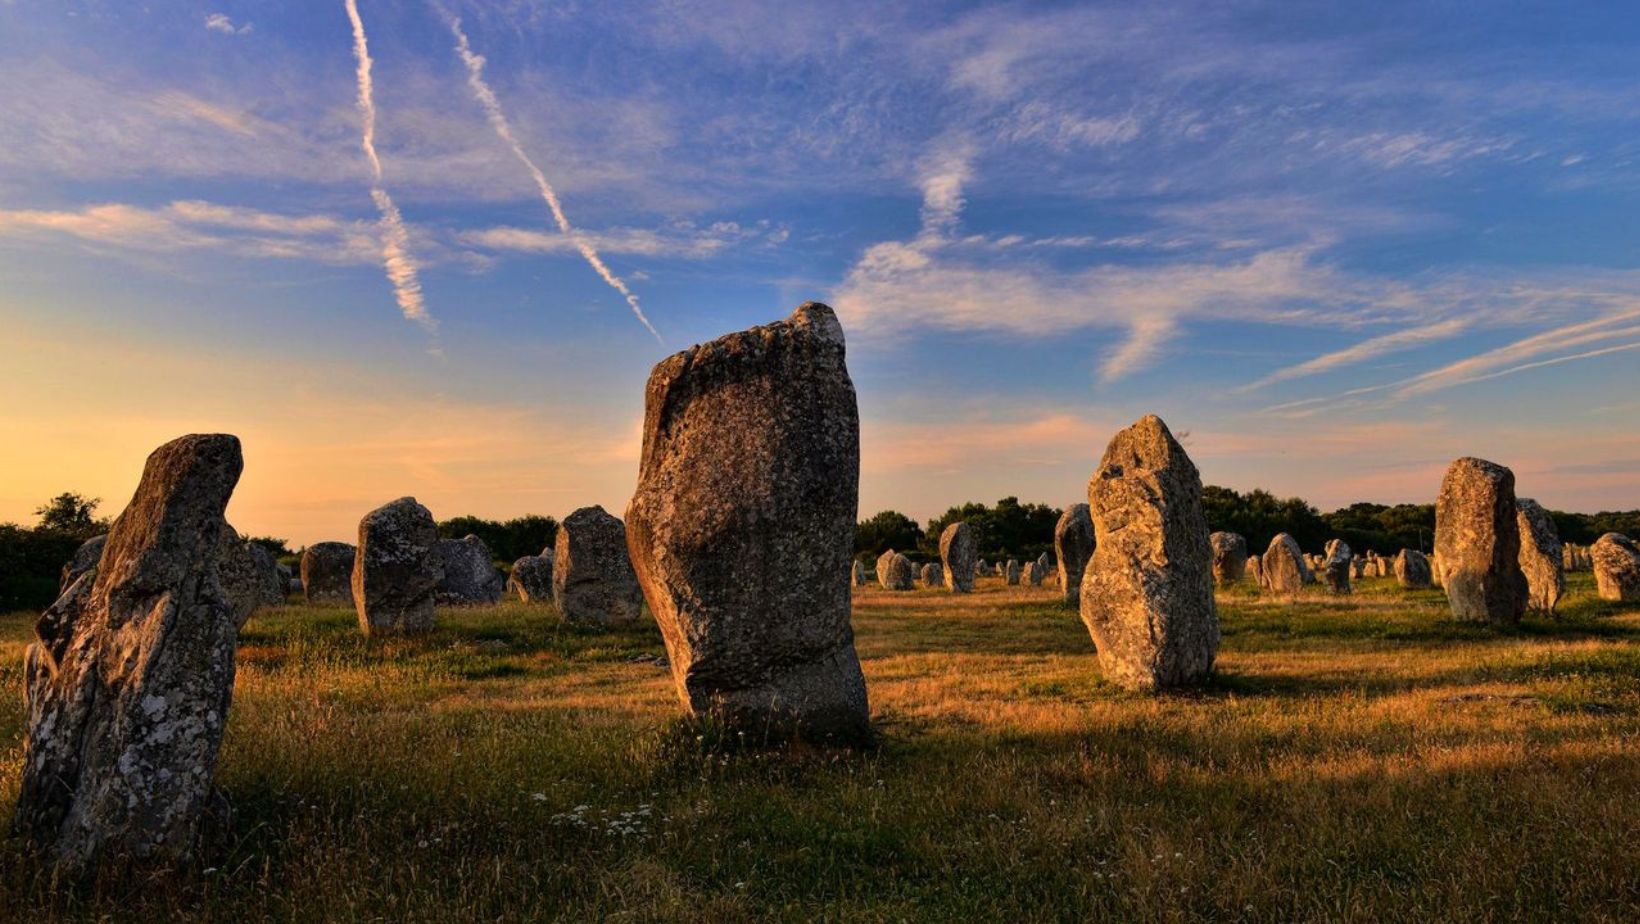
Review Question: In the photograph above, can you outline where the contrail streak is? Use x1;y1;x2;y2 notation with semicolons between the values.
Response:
446;15;662;343
345;0;436;336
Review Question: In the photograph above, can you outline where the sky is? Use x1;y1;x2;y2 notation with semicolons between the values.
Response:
1;1;1638;546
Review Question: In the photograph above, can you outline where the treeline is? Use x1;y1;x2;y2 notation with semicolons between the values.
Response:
433;515;558;564
857;488;1640;563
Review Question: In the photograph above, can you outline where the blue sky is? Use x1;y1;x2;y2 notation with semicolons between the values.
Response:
1;1;1638;544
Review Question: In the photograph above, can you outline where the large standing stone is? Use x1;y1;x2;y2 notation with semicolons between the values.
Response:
940;522;978;594
1261;533;1309;594
920;562;944;588
888;552;916;590
1321;539;1352;594
1208;531;1247;586
1021;561;1042;586
1080;415;1219;690
555;505;644;625
58;534;108;593
1055;505;1095;605
875;549;899;589
624;301;870;742
1435;457;1528;624
434;535;505;605
1515;498;1564;615
852;560;868;587
353;497;442;636
300;541;355;606
509;555;553;603
1591;533;1640;602
1394;549;1432;589
14;434;242;874
1004;560;1021;585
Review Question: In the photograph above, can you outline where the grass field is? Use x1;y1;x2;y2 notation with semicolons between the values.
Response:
3;574;1639;922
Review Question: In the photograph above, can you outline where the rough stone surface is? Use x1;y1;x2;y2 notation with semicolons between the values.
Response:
1262;533;1310;595
1435;457;1528;624
509;555;553;603
353;497;442;636
1080;415;1219;690
875;549;899;589
1247;554;1264;588
940;522;978;594
1004;560;1021;585
1322;539;1353;594
920;562;944;588
851;560;868;587
624;302;869;742
59;534;108;593
1055;505;1095;605
1591;533;1640;602
1209;531;1247;586
1515;498;1564;615
555;506;644;625
434;535;505;605
14;433;242;875
1021;561;1044;586
1394;549;1432;589
301;542;355;606
274;562;293;599
885;553;916;591
215;526;266;630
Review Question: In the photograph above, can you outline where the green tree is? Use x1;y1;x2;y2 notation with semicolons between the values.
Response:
855;510;924;562
436;514;559;562
922;497;1062;562
33;492;107;539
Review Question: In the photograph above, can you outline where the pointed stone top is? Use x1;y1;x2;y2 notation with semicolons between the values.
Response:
789;301;845;346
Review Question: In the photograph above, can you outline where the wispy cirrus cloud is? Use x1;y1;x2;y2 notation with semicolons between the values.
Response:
1237;317;1473;392
0;200;383;264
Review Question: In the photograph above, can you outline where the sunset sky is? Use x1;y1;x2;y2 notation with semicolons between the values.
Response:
2;1;1638;546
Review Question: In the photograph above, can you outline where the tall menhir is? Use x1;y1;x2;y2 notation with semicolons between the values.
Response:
626;302;870;744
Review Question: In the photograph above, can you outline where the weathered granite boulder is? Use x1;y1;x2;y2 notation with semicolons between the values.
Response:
1247;554;1265;588
434;534;505;605
875;549;899;589
852;560;868;587
1394;549;1432;589
1021;561;1044;586
1591;533;1640;602
1209;531;1247;586
353;497;442;635
1262;533;1309;594
14;433;242;875
940;522;978;594
509;555;553;603
623;301;870;742
301;541;355;606
1080;415;1218;690
921;562;944;588
1350;557;1365;580
1055;505;1095;605
1004;560;1021;585
555;505;644;625
1435;457;1527;624
885;552;916;590
1322;539;1352;594
1515;498;1564;615
59;534;108;593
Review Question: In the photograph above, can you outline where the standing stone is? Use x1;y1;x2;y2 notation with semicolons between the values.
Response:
1350;557;1365;580
921;562;944;588
852;560;868;587
624;301;869;742
1247;554;1265;589
58;534;108;593
434;535;505;605
940;522;978;594
1435;457;1528;625
1394;549;1432;589
1208;531;1247;586
216;526;265;629
1080;415;1218;690
1321;539;1352;594
875;549;899;589
1515;498;1564;615
884;553;916;590
248;547;284;607
1036;552;1052;576
275;562;293;599
301;541;355;606
1262;533;1310;595
1591;533;1640;602
1021;561;1044;586
509;555;553;603
1056;505;1096;605
1004;560;1021;585
554;505;644;625
353;497;442;636
14;434;242;875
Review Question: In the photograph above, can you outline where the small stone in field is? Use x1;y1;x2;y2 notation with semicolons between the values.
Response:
1209;531;1247;586
301;541;356;606
354;497;442;635
553;505;644;625
1591;533;1640;602
1515;498;1564;615
1056;505;1095;605
1394;549;1432;589
509;555;553;603
1261;533;1309;595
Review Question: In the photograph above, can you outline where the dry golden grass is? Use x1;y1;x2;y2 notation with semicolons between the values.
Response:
2;573;1638;922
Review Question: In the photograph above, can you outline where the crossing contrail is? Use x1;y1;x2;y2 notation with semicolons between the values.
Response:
345;0;436;336
446;15;662;343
